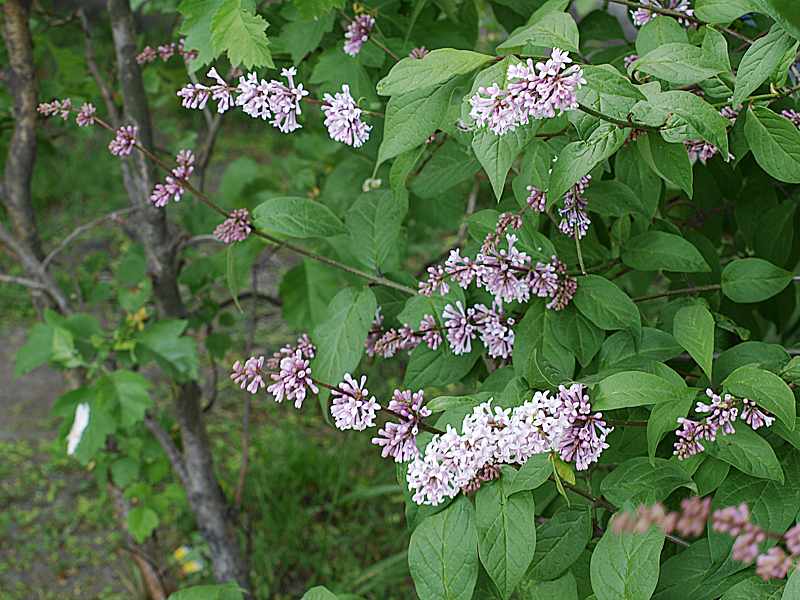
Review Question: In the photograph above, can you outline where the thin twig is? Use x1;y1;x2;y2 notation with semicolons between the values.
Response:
633;284;721;302
43;207;136;268
0;272;47;290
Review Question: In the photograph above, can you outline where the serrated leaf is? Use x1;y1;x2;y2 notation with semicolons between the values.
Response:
127;506;159;544
376;49;493;96
210;0;273;69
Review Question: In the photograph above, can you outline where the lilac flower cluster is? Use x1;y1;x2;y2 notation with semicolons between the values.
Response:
673;388;774;459
108;125;138;157
365;308;442;358
149;149;195;207
321;84;372;147
373;389;431;462
630;0;694;28
343;15;375;56
442;301;515;359
136;39;197;65
469;49;585;135
331;374;380;431
38;99;97;128
782;109;800;128
407;385;611;505
213;208;252;244
558;175;592;239
615;497;800;581
420;234;577;311
230;334;318;408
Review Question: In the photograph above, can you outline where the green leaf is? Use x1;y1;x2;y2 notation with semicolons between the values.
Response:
517;572;578;600
472;125;533;200
378;81;459;166
634;43;725;85
548;306;604;368
498;12;580;54
745;105;800;183
583;180;649;219
311;287;376;403
15;323;56;377
376;49;492;96
673;304;715;380
593;371;689;410
573;275;641;338
168;583;244;600
410;141;480;198
97;370;152;429
111;457;139;488
506;454;552;495
225;245;242;313
405;343;481;389
293;0;343;19
721;258;793;303
513;301;575;388
178;0;224;69
346;190;408;272
408;496;479;600
636;134;693;197
706;427;784;482
722;577;785;600
273;12;334;64
694;0;758;23
750;0;800;40
475;480;536;599
784;568;800;599
622;231;710;273
647;91;730;156
528;507;592;581
252;196;346;238
127;506;159;544
635;16;687;56
647;394;694;460
280;260;342;330
600;457;697;506
723;365;796;429
590;526;665;600
210;0;273;69
137;321;199;382
732;24;796;106
548;124;628;203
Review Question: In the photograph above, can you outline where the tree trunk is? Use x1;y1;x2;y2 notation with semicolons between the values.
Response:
105;0;251;592
1;0;43;259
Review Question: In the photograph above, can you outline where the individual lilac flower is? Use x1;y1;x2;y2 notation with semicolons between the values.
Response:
623;54;639;69
526;185;547;212
469;84;519;135
558;175;591;239
419;264;449;296
473;303;515;359
409;46;429;59
231;356;266;394
365;307;383;357
213;208;252;243
418;314;443;350
206;67;234;114
675;496;712;537
740;398;775;430
695;389;738;439
66;402;91;456
76;103;96;127
136;46;157;64
331;373;380;431
443;301;477;355
321;84;372;147
444;249;480;289
685;139;719;164
177;83;211;110
295;333;316;359
108;125;137;157
37;98;72;120
266;350;319;408
267;67;309;133
720;106;739;121
557;383;612;470
372;389;430;462
631;0;694;28
782;109;800;128
786;524;800;556
756;547;793;580
236;72;271;119
343;15;375;56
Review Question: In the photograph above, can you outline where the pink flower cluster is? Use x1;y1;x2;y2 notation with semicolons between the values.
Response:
674;388;774;459
782;109;800;128
407;385;611;505
469;49;585;135
442;301;515;358
149;149;195;207
136;39;198;65
558;175;592;239
373;389;431;462
331;374;380;431
420;233;577;311
343;15;375;56
38;99;96;127
365;309;442;359
615;497;800;581
630;0;694;28
321;84;372;147
213;208;252;244
108;125;138;157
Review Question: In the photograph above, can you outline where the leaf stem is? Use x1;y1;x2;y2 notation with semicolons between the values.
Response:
577;103;658;131
633;284;721;302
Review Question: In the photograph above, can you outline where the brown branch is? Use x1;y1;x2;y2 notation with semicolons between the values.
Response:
42;207;137;269
0;271;48;290
2;0;44;259
143;414;187;486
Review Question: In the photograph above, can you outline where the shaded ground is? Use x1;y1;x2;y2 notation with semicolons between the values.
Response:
0;327;132;600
